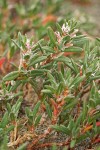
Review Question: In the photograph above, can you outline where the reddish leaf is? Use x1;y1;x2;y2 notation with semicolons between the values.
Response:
96;121;100;127
89;109;96;116
42;15;57;25
80;68;83;76
82;122;100;134
0;57;6;68
41;104;46;112
93;138;100;144
64;52;75;56
51;99;58;117
82;125;93;133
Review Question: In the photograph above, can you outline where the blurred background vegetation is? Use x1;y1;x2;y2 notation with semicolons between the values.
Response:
0;0;100;76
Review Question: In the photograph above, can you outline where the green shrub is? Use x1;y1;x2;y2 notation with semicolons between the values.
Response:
0;19;100;149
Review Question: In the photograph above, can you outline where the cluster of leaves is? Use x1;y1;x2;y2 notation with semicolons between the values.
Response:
0;18;100;149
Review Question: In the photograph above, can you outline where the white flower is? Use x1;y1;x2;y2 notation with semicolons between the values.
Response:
55;31;61;38
55;31;62;43
62;22;70;34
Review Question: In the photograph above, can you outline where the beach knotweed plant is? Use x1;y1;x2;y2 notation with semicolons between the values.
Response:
0;19;100;149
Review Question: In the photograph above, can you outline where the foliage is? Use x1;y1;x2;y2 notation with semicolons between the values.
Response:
0;0;100;149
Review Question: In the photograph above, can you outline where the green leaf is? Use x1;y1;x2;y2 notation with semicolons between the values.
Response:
82;100;88;121
17;142;28;150
0;112;8;128
0;135;8;150
11;97;22;119
25;107;30;118
54;55;70;63
34;115;41;127
6;103;12;113
57;72;65;83
18;32;23;46
68;118;74;130
30;69;46;77
32;101;41;120
0;128;3;134
74;113;82;129
9;80;22;92
90;75;100;81
51;125;70;135
51;144;57;150
10;112;15;121
44;85;55;93
56;82;64;95
64;46;83;52
47;72;55;81
12;39;21;50
96;38;100;42
56;23;63;34
28;53;39;65
29;55;47;67
84;40;90;55
65;99;77;109
47;72;57;87
72;36;88;46
42;89;52;94
61;64;65;76
3;71;19;81
14;102;22;118
55;56;75;71
6;125;14;133
70;75;85;88
71;58;79;74
72;35;86;41
70;139;76;148
45;101;52;119
62;36;71;44
48;27;57;45
42;46;55;53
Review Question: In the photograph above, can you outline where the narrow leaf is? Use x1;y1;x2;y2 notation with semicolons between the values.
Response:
3;71;19;81
45;101;52;119
32;101;41;120
48;27;57;45
34;115;42;127
64;46;83;52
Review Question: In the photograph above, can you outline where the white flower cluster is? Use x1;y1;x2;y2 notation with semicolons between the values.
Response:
55;22;79;49
62;22;71;34
55;22;71;42
19;39;34;70
55;31;62;43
